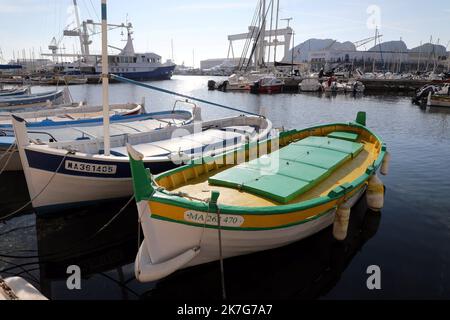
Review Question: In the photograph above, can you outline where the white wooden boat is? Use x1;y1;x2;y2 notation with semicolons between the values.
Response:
0;86;30;97
0;102;143;124
1;105;193;172
0;89;68;109
127;112;389;282
12;110;271;213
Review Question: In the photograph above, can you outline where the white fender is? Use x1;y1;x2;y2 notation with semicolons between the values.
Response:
380;151;390;176
333;206;351;241
332;186;366;240
366;174;384;211
135;241;200;283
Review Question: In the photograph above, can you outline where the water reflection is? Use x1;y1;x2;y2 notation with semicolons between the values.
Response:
32;193;380;300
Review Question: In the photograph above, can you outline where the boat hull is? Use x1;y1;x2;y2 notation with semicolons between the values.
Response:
128;116;387;282
251;84;283;94
135;184;366;281
428;95;450;107
0;90;65;109
111;65;175;81
18;153;178;214
13;115;271;214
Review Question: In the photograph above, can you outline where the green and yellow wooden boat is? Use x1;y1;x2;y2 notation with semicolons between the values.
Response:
127;112;390;282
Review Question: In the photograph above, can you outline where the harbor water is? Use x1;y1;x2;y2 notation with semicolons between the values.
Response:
1;75;450;299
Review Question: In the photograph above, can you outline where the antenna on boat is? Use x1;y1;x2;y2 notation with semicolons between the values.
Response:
101;0;111;156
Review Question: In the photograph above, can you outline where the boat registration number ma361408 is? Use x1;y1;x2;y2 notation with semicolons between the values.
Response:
65;160;117;174
184;211;244;227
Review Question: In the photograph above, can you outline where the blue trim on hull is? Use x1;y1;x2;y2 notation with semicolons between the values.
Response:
0;90;63;107
0;109;193;130
25;149;178;179
110;65;175;81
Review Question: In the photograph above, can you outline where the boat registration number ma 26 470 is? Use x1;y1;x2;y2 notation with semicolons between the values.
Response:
184;211;244;227
65;160;117;174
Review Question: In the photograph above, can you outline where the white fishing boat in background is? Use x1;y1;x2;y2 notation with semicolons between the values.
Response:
299;78;322;92
41;0;176;81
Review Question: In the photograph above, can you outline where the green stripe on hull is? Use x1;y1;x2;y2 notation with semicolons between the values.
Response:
150;207;336;231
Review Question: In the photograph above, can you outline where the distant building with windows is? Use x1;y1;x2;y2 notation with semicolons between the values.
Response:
284;39;449;72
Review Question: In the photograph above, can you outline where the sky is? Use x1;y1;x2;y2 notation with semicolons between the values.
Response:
0;0;449;67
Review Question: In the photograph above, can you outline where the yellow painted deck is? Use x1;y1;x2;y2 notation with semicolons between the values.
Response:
167;141;377;207
156;127;380;208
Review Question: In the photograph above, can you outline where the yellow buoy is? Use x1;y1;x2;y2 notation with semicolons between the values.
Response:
366;174;384;211
333;206;351;240
380;151;390;176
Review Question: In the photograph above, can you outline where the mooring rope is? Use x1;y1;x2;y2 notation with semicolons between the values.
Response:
0;195;135;261
89;195;134;239
216;206;227;300
0;143;17;176
110;74;262;117
0;151;71;223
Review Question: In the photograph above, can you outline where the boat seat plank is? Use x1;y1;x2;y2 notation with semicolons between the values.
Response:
208;136;363;203
111;129;245;158
327;131;359;142
292;136;363;157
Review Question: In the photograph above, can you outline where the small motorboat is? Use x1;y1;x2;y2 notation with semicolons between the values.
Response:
322;79;345;93
0;88;67;110
299;78;322;92
427;86;450;108
344;81;365;94
0;86;30;97
412;84;441;104
250;76;284;94
127;111;389;282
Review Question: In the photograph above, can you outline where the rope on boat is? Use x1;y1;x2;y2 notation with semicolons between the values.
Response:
110;74;262;117
0;143;17;176
0;151;71;223
168;191;227;299
216;206;227;300
89;195;135;239
0;196;135;261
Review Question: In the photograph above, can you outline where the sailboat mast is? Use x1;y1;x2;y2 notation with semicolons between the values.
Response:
101;0;110;156
273;0;279;64
258;0;266;68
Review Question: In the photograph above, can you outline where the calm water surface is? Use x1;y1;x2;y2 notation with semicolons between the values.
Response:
1;76;450;299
